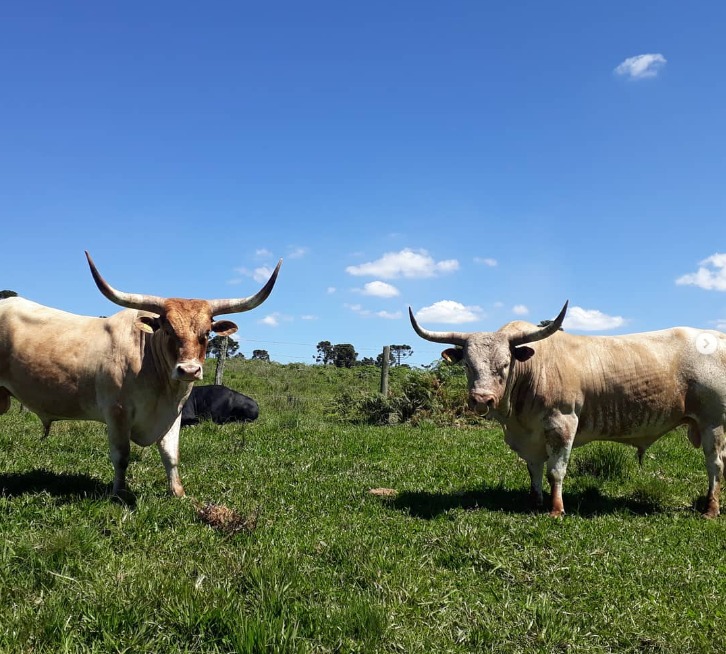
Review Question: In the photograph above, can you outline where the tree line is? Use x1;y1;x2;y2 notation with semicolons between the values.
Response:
205;336;413;368
314;341;412;368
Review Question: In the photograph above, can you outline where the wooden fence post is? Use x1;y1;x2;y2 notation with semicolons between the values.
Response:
214;336;228;385
380;345;390;396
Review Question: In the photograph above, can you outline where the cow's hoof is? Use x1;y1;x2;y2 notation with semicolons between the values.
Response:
169;485;186;498
702;497;720;519
548;509;565;518
112;488;136;506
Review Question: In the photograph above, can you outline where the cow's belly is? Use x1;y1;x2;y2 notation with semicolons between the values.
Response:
573;420;680;448
576;390;685;444
4;379;104;423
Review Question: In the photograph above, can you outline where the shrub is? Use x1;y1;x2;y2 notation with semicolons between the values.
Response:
328;364;471;425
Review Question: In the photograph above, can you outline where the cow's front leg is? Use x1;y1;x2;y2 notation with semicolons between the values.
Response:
157;414;185;497
544;413;577;517
701;424;724;519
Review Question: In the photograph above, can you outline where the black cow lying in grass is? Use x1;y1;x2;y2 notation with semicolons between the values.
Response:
181;385;259;427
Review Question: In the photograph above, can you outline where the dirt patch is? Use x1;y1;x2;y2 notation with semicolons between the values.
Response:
369;487;398;498
193;500;258;535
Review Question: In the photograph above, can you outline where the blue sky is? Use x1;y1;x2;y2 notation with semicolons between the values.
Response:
2;1;725;367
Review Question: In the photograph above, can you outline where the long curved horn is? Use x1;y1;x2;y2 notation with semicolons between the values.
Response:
85;251;167;313
508;301;568;347
207;259;282;316
408;307;469;346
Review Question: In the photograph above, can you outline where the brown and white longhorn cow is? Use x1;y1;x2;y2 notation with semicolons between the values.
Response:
410;302;726;517
0;252;281;498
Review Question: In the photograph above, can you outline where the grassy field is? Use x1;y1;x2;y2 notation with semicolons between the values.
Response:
1;360;726;653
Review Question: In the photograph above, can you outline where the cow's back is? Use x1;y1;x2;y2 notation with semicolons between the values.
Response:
0;298;140;422
509;327;722;441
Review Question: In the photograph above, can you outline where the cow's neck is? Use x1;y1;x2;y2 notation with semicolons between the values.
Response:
497;357;532;420
143;330;195;403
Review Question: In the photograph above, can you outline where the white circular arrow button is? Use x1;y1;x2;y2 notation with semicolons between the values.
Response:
695;332;718;355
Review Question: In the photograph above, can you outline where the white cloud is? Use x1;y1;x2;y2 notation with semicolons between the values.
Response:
346;248;459;279
255;248;272;258
416;300;484;324
712;319;726;331
563;306;626;331
327;287;337;294
474;257;498;267
252;266;275;284
512;305;529;316
288;246;308;259
234;265;275;284
361;281;400;298
301;314;317;321
260;314;279;327
676;253;726;291
614;53;667;80
345;303;369;316
258;312;292;327
344;304;401;320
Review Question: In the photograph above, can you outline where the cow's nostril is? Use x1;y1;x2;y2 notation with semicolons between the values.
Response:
469;392;496;413
176;363;202;379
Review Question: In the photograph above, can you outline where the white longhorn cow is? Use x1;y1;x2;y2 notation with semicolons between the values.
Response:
409;302;726;517
0;252;281;498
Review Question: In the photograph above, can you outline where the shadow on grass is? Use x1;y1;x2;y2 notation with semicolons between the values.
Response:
388;483;672;519
0;468;117;504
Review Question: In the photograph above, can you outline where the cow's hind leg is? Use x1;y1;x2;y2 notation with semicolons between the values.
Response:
701;424;724;519
526;458;545;510
106;409;132;499
0;387;11;415
157;415;185;497
544;412;578;517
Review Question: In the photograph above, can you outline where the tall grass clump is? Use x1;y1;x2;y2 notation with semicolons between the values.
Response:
570;441;636;482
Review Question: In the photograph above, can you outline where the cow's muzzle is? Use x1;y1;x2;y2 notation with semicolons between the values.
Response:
174;362;203;381
468;392;496;416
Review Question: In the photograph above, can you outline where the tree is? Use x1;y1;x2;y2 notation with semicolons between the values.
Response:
207;335;240;359
359;356;376;366
251;349;270;362
390;344;413;366
375;350;395;368
332;343;357;368
0;290;18;299
315;340;334;365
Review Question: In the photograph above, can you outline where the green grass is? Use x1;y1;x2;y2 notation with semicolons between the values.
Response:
1;360;726;652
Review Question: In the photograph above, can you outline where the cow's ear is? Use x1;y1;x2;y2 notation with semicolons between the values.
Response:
135;316;159;333
513;345;535;362
212;320;238;337
442;348;464;364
